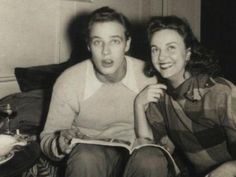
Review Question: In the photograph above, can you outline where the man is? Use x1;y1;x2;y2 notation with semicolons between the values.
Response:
40;6;159;177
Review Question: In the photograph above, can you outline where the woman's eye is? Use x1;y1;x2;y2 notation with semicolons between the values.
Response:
168;45;176;51
151;47;159;54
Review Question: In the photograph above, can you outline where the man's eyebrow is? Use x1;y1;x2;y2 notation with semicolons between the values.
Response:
110;35;123;39
166;42;178;45
90;36;101;40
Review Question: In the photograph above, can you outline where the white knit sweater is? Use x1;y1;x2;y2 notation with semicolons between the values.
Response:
40;56;156;161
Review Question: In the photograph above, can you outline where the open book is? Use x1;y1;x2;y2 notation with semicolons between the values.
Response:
70;137;180;176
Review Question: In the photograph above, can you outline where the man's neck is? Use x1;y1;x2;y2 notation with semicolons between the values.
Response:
95;59;127;83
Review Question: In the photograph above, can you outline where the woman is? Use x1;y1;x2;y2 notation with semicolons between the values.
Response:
135;16;236;177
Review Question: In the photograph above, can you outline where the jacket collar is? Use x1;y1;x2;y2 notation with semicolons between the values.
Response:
168;74;215;101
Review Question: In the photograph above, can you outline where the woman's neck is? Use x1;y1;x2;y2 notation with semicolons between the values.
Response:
168;72;191;88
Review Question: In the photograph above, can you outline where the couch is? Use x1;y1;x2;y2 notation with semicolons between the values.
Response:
0;63;71;177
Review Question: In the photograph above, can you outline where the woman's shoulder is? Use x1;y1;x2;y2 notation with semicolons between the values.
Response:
204;77;236;103
209;77;236;93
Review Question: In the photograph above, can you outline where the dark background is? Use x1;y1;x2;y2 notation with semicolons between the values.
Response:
201;0;236;83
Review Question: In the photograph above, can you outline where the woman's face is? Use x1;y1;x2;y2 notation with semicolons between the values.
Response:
150;29;191;87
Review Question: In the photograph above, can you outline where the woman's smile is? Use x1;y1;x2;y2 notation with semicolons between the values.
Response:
159;61;173;70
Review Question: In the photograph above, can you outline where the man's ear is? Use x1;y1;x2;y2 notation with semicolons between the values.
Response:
186;48;191;61
125;37;131;52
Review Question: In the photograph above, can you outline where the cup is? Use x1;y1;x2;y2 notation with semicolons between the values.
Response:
0;134;27;157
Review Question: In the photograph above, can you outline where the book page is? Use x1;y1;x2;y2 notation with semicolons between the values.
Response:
70;137;135;152
70;137;180;176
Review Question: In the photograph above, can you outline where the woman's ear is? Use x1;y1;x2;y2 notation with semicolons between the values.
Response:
87;45;91;52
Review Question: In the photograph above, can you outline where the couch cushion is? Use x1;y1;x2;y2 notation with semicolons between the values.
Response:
14;63;68;92
0;89;51;134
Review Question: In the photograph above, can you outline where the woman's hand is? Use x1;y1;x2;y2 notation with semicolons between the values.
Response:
160;136;175;154
135;83;167;109
205;161;236;177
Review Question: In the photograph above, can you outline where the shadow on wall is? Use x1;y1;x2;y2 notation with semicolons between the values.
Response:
13;14;151;94
65;12;150;65
129;22;150;61
66;12;91;66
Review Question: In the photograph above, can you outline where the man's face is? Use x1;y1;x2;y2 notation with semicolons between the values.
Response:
88;21;131;82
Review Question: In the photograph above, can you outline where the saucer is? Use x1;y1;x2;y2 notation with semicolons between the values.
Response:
0;152;14;165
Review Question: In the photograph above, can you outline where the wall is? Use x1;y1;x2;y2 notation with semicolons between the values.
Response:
0;0;163;98
0;0;200;98
163;0;201;40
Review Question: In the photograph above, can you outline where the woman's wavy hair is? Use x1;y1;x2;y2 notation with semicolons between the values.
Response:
146;15;221;77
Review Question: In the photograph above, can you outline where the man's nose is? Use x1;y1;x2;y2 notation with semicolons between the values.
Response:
102;43;110;55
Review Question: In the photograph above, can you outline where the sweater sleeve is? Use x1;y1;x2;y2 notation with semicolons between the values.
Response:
40;76;79;161
146;102;167;142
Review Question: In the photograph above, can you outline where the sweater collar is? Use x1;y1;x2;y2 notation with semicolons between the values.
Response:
84;56;139;100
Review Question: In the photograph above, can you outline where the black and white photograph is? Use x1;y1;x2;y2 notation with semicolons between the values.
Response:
0;0;236;177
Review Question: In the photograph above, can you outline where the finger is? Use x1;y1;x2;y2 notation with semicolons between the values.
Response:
149;92;162;100
148;87;166;97
149;97;158;103
58;136;70;153
150;89;165;97
161;136;168;145
65;147;73;154
61;130;76;140
148;83;167;90
147;93;160;102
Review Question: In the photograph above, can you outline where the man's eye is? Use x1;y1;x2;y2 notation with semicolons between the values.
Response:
92;40;102;46
110;39;121;45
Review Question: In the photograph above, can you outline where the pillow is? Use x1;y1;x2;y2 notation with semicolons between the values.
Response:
14;63;68;92
0;89;51;134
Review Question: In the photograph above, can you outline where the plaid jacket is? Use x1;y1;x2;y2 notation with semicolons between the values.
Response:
147;74;236;175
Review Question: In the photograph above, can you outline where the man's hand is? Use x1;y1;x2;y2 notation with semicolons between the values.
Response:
205;161;236;177
57;128;90;154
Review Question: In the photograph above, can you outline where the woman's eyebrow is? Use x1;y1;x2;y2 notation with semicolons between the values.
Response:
150;44;158;48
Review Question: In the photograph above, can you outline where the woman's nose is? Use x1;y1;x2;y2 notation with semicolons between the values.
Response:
159;50;168;61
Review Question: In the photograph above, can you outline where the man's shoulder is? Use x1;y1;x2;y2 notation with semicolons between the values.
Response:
58;60;90;79
126;55;145;66
126;55;157;87
64;60;90;75
54;59;90;88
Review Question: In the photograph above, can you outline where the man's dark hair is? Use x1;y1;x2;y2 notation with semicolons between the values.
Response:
85;6;131;42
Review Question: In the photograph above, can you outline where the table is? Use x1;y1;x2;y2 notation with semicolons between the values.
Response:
0;141;40;177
